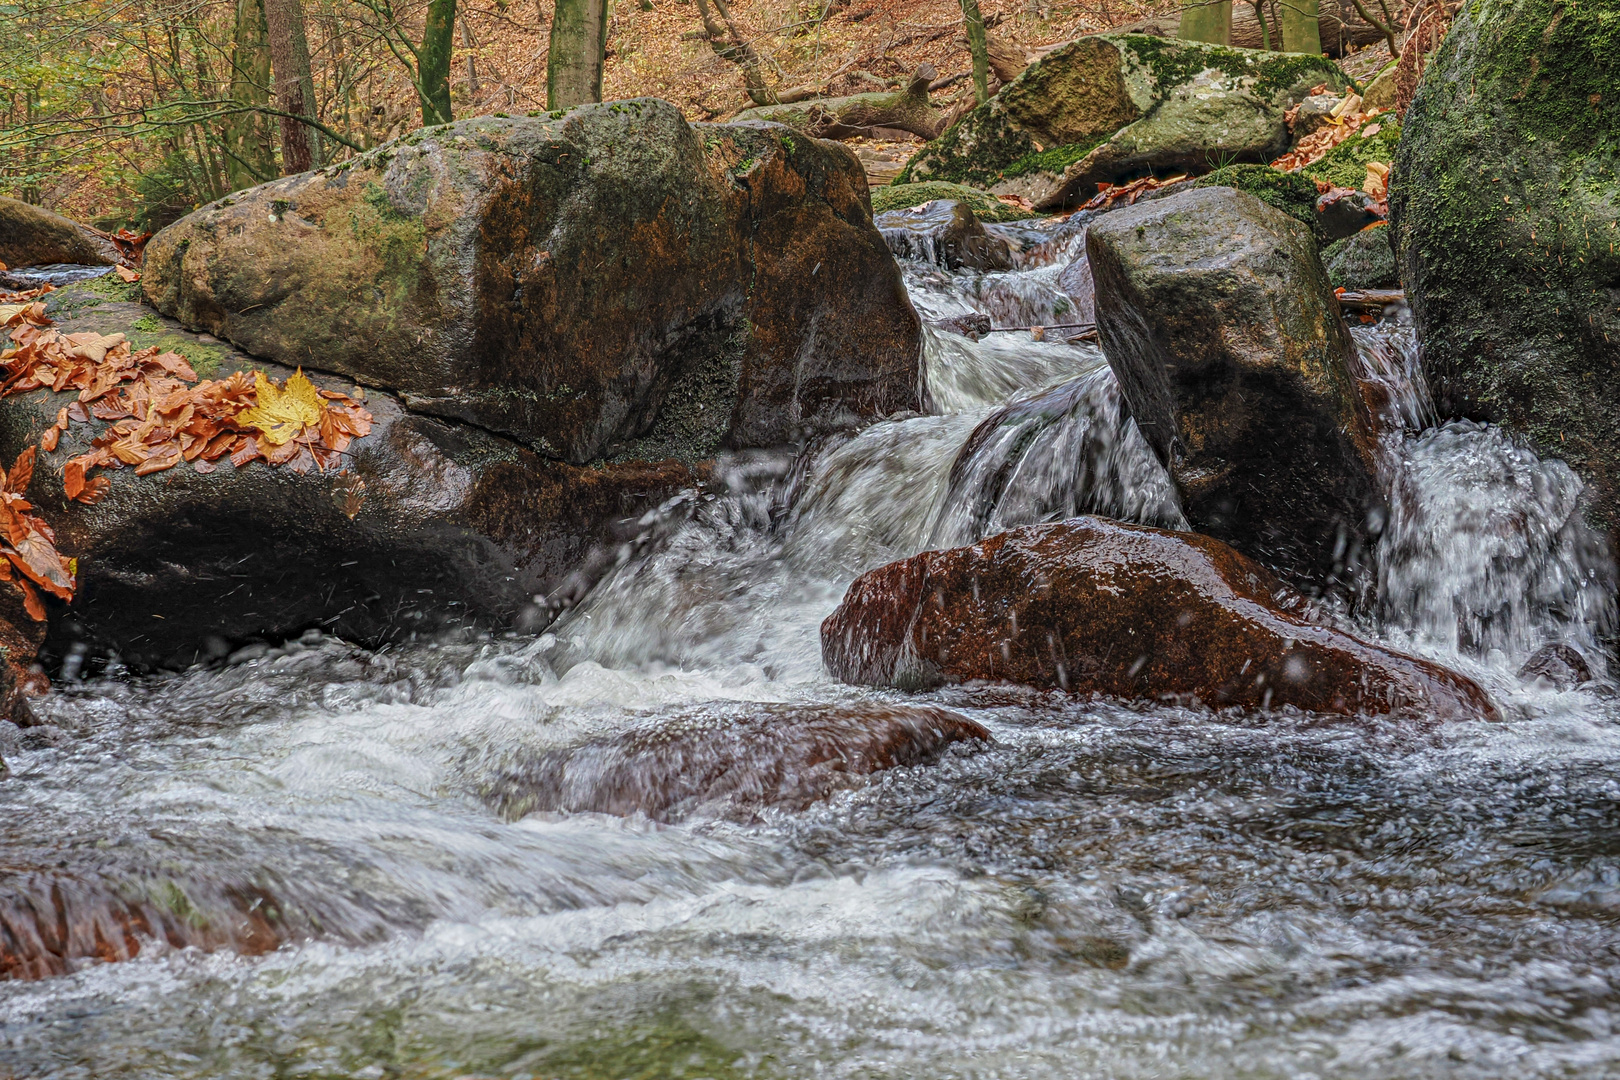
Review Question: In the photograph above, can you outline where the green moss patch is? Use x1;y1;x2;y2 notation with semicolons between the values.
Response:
127;331;230;378
872;182;1038;221
1301;120;1401;189
1194;163;1322;237
894;101;1040;188
1119;34;1344;99
1002;134;1111;180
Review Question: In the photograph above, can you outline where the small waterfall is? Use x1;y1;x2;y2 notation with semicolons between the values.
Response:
928;363;1185;549
1377;419;1615;665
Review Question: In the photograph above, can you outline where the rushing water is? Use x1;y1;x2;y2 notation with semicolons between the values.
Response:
5;214;1620;1080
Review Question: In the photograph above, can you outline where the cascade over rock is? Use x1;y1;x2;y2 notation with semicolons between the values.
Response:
0;286;702;670
142;99;921;463
1087;186;1381;593
821;517;1497;720
897;36;1346;209
874;199;1013;272
1391;0;1620;548
0;197;120;270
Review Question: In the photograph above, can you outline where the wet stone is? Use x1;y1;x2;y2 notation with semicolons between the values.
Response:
485;702;990;823
1519;643;1593;691
822;516;1498;721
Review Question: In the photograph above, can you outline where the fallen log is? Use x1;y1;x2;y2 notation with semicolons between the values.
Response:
733;65;947;141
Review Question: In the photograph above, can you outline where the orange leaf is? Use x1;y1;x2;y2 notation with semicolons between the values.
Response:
39;427;59;453
8;447;34;494
5;525;73;599
78;476;110;504
63;459;86;500
15;578;44;622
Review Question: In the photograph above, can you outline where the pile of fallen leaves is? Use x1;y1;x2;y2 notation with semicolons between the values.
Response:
1272;84;1391;191
0;289;373;618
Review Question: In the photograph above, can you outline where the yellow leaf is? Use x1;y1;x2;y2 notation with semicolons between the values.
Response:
236;369;324;445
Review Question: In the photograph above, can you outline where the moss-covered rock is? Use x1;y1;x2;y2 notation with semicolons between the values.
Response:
1301;118;1401;189
0;196;119;269
143;99;921;464
898;35;1348;209
870;181;1035;221
1390;0;1620;543
1194;164;1322;238
1321;225;1397;289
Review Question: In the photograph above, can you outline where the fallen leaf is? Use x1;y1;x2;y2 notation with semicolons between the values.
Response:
114;266;140;283
8;446;35;493
236;369;324;445
39;427;59;453
16;578;43;622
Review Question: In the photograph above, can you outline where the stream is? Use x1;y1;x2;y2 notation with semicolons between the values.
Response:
3;213;1620;1079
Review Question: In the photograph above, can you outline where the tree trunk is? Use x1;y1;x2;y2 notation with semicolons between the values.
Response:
461;18;479;105
1179;0;1233;44
736;65;946;141
263;0;321;173
1280;0;1323;52
419;0;457;125
959;0;990;104
224;0;277;190
548;0;607;110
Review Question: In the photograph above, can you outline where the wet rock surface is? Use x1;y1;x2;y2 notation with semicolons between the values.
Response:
1322;225;1397;290
1392;0;1620;548
1518;643;1592;691
1087;186;1380;594
0;198;119;270
0;867;284;981
142;99;921;463
486;702;990;822
0;285;703;670
822;516;1497;720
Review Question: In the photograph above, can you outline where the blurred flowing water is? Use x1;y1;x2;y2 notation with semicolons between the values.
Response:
4;216;1620;1080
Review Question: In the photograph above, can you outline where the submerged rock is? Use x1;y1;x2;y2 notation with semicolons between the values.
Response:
1087;186;1381;594
0;866;284;980
0;197;118;270
822;516;1497;720
0;286;702;670
142;99;920;462
898;36;1346;209
1391;0;1620;548
486;702;990;822
875;199;1013;271
1518;643;1592;691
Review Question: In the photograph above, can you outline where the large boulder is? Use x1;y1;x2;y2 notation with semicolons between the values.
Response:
897;36;1347;209
1087;186;1381;594
142;99;921;463
0;197;119;269
822;516;1497;721
0;283;702;670
486;702;990;823
1390;0;1620;546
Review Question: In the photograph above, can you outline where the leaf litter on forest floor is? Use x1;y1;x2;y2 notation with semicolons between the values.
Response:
0;285;374;616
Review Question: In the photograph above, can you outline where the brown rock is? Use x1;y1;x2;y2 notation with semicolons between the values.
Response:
0;868;283;981
1087;186;1381;595
141;99;920;464
822;517;1497;721
0;197;119;269
486;702;990;823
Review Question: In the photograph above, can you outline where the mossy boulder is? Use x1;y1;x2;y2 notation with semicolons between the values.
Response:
1321;225;1397;289
0;197;119;269
897;35;1347;209
1193;164;1322;239
143;99;921;465
870;181;1035;221
1390;0;1620;543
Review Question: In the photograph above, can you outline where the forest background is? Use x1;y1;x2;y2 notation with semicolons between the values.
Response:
0;0;1404;230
